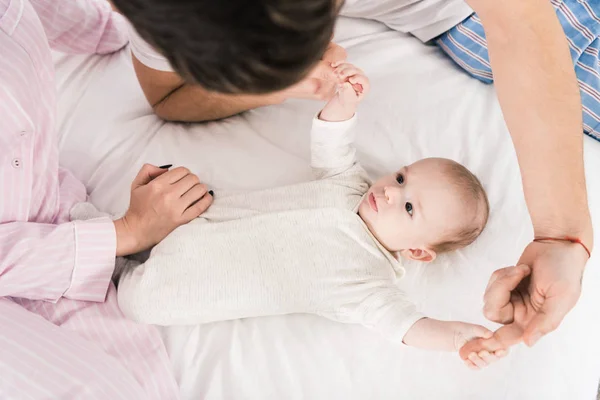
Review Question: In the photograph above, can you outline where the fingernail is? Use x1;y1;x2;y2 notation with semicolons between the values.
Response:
208;190;214;196
159;164;172;169
529;332;542;346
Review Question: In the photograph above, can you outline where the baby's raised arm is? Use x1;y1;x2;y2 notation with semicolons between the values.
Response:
310;64;370;182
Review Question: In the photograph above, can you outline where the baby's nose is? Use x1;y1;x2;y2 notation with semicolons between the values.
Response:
384;186;402;204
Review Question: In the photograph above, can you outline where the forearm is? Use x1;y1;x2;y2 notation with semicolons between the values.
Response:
310;115;358;179
470;0;592;247
402;318;459;351
153;83;283;122
132;56;283;122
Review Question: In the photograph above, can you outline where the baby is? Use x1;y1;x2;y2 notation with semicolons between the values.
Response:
81;64;502;368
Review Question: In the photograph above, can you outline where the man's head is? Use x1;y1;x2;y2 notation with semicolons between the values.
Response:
358;158;489;262
112;0;338;93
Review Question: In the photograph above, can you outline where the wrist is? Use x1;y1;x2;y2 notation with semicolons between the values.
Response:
113;217;141;256
318;109;355;122
533;218;594;254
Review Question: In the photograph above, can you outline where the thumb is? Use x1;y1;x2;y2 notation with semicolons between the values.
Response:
472;324;494;340
131;163;169;188
493;323;524;349
523;296;572;347
311;61;337;81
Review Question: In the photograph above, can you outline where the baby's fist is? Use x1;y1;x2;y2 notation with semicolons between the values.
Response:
459;334;509;370
319;63;369;122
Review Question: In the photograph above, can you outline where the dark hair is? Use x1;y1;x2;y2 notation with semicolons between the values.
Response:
430;160;490;254
113;0;337;93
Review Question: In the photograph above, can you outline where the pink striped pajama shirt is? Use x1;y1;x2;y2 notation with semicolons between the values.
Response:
0;0;179;398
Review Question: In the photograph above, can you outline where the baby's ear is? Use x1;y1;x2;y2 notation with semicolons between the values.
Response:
399;248;436;263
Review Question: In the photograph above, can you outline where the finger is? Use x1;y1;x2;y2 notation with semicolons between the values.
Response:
348;74;367;86
324;50;347;66
459;332;507;361
463;360;478;370
314;79;338;100
493;323;524;349
310;61;337;82
468;353;487;369
180;183;208;206
339;81;356;95
154;166;192;185
181;191;213;220
478;351;499;365
336;65;363;80
348;76;369;97
349;75;369;91
473;325;494;339
323;43;347;65
131;164;169;188
523;293;577;347
495;349;509;358
172;174;201;195
351;83;364;95
484;266;517;293
483;264;531;323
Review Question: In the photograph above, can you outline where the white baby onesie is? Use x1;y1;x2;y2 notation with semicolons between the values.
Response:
73;116;425;344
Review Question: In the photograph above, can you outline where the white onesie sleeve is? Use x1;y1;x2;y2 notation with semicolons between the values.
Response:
326;283;426;345
311;114;360;179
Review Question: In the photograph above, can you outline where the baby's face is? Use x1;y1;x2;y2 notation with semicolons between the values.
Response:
358;158;470;261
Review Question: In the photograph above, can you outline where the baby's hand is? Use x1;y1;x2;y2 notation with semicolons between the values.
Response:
319;63;369;122
333;62;370;98
459;333;509;371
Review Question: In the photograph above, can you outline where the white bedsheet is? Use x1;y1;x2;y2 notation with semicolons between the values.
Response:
54;17;600;400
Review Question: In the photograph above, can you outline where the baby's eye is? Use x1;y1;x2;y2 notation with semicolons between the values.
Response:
396;173;404;185
405;202;413;216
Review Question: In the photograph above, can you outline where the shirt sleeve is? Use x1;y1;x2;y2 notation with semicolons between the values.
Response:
311;114;360;177
0;218;117;302
326;284;426;345
127;20;174;72
28;0;128;54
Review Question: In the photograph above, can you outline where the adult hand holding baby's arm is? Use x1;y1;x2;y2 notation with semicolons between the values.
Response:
403;318;507;370
113;164;213;256
459;324;519;370
277;42;347;102
319;63;370;122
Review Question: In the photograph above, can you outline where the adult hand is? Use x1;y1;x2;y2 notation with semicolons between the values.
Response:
114;164;213;256
482;240;588;347
277;42;347;101
322;41;347;65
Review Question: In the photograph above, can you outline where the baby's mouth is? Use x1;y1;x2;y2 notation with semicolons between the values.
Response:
368;192;378;212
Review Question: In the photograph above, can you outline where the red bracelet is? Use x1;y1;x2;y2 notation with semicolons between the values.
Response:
533;236;592;259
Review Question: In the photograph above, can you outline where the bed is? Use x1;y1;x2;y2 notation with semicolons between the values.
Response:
54;16;600;400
